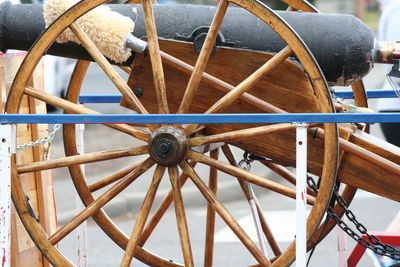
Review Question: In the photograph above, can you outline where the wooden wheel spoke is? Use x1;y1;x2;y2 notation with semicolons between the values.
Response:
282;0;318;12
260;160;316;197
121;165;165;267
221;145;282;256
179;161;270;266
206;46;292;114
68;23;157;131
24;86;149;141
119;66;132;74
142;0;169;114
137;161;197;246
69;23;147;114
48;158;154;245
189;123;294;147
161;51;286;114
169;166;194;267
204;149;218;267
16;146;148;174
89;162;141;192
184;46;292;135
177;0;229;114
188;150;316;205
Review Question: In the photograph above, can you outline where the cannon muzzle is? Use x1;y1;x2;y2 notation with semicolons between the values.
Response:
0;2;376;85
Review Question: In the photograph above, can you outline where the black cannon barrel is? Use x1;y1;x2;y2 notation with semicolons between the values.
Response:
0;2;375;85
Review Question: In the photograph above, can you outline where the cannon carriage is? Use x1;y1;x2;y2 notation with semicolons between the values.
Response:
1;0;399;266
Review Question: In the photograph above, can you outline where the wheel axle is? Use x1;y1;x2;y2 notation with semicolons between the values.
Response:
148;126;188;166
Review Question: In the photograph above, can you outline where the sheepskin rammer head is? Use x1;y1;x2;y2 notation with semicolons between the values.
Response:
44;0;135;63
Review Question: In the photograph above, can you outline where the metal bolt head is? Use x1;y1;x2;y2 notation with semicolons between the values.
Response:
134;88;143;97
156;139;172;158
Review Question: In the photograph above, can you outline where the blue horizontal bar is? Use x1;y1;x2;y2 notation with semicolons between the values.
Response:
79;95;121;103
1;113;400;124
78;90;399;104
335;89;398;99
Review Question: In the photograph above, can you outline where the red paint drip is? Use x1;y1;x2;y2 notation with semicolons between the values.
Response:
1;247;6;267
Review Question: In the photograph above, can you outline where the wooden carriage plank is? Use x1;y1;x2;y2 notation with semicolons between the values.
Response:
1;53;56;266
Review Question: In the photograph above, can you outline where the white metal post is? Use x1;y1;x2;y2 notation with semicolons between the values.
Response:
76;124;88;267
0;125;14;267
247;183;269;257
295;123;308;267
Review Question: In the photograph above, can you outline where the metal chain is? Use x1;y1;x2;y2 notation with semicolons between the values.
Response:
238;152;252;171
17;124;61;151
238;151;400;260
307;176;400;260
238;152;272;171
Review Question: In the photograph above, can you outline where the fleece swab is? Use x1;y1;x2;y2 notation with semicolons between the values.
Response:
44;0;147;63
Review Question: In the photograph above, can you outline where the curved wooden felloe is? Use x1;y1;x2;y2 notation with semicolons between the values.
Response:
6;0;340;266
282;1;369;248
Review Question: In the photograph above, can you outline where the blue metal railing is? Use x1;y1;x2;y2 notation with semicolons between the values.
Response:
0;89;397;125
334;89;398;99
0;113;399;124
76;90;399;104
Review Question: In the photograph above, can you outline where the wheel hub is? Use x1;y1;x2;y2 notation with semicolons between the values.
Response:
148;126;188;166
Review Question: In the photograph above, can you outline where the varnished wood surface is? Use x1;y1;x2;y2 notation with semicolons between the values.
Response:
338;131;400;202
261;160;316;197
69;23;150;117
169;166;195;267
206;47;292;115
6;0;349;265
121;165;165;267
8;1;181;265
89;163;138;192
127;40;319;115
63;60;183;266
221;145;282;256
127;40;325;174
49;158;154;245
11;155;74;266
219;2;338;265
160;50;286;114
283;0;318;12
142;0;169;114
180;160;270;266
189;123;295;147
189;150;316;205
137;161;197;246
4;55;55;267
16;146;147;174
177;0;229;114
204;149;219;267
24;86;149;141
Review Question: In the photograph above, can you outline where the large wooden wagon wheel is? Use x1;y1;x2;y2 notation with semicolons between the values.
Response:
6;0;339;266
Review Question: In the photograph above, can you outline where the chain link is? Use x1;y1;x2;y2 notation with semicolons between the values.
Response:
17;124;61;151
238;152;252;171
307;176;400;260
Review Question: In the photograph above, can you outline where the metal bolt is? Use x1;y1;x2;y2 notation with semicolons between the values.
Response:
156;139;171;157
159;142;170;154
134;88;143;97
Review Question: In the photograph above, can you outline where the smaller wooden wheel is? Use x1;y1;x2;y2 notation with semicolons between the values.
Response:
7;0;340;266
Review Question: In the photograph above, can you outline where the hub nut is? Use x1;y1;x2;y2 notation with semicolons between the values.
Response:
148;127;188;166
